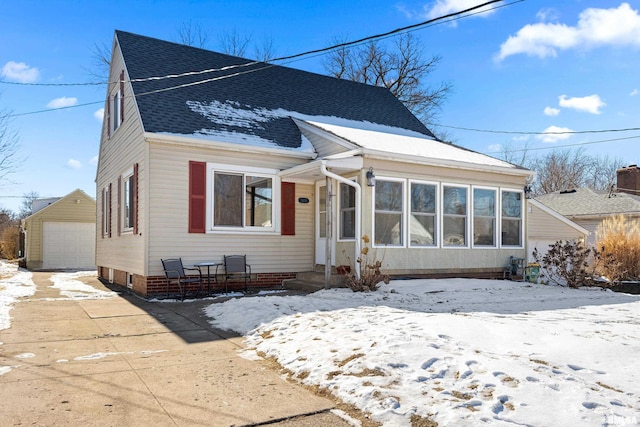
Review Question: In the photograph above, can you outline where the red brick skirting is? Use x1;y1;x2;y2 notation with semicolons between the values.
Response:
98;266;295;298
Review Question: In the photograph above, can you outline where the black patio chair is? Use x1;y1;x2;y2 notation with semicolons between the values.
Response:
161;258;202;300
223;255;251;292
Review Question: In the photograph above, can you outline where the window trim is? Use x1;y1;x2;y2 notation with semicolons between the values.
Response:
121;167;134;233
372;176;406;248
206;163;280;234
499;188;525;248
111;88;122;133
441;183;470;248
102;184;111;237
408;179;439;248
337;176;358;242
471;186;498;248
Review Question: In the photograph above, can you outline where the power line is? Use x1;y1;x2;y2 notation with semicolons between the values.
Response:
437;124;640;135
485;135;640;154
1;0;515;89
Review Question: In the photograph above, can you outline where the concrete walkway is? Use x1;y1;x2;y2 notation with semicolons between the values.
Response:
0;272;351;426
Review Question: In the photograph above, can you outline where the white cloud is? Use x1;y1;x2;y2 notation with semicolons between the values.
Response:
488;143;502;153
94;108;104;122
423;0;496;22
1;61;39;83
536;125;573;143
47;97;78;109
536;8;559;22
558;94;605;114
544;106;560;116
497;3;640;60
630;88;639;96
89;155;99;166
67;159;82;169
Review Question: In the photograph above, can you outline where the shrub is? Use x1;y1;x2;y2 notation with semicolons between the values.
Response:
595;215;640;282
533;239;599;288
341;235;390;292
0;225;20;259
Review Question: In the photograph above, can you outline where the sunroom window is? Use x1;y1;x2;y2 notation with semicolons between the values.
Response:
473;188;496;246
374;179;404;246
442;185;467;247
501;190;522;246
410;182;437;246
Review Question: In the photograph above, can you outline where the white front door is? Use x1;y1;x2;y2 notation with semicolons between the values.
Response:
315;181;335;266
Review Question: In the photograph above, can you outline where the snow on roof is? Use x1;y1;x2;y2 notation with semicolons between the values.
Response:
304;120;519;170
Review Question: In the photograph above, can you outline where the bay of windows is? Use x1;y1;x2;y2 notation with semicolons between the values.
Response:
373;177;523;249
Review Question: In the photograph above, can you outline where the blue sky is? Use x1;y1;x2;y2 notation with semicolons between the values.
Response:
1;0;639;213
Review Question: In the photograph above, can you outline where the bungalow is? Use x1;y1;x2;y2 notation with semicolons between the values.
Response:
96;30;533;297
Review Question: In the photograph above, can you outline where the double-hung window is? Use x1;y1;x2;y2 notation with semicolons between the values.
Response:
473;188;497;247
339;181;356;240
102;185;111;237
123;172;135;231
112;89;121;133
442;185;468;247
212;167;274;230
410;181;437;247
501;190;523;246
374;179;404;246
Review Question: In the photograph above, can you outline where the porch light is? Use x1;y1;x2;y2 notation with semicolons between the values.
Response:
524;184;532;199
366;167;376;187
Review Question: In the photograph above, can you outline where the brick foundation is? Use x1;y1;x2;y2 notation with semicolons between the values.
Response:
98;266;295;298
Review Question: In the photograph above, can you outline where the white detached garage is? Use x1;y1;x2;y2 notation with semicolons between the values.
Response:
21;189;96;270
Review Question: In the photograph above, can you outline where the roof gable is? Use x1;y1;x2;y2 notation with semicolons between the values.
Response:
114;30;435;152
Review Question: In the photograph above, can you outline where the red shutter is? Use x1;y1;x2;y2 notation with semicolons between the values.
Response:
133;163;139;235
108;183;112;238
117;176;122;236
281;182;296;236
119;70;125;124
106;93;111;138
101;188;105;238
189;161;206;233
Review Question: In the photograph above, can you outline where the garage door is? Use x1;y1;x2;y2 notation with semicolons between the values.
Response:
43;222;96;269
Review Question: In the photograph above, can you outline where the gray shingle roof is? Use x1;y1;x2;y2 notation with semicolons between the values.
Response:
535;187;640;217
115;30;436;151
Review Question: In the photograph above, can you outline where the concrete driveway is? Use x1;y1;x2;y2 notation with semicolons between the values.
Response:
0;271;351;426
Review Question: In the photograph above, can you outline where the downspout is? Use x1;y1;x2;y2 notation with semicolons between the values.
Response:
320;161;361;284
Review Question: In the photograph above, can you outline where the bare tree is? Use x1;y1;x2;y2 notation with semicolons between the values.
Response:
18;191;39;219
528;148;623;196
177;21;209;48
323;33;452;126
0;102;22;186
497;139;533;168
585;154;624;192
218;28;252;57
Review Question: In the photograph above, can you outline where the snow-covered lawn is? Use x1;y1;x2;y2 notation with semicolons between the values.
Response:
205;279;640;426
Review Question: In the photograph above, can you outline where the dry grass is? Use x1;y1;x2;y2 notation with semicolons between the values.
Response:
337;353;365;368
596;215;640;282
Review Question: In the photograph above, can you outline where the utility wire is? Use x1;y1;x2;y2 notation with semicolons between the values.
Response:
1;0;513;89
437;124;640;135
485;135;640;154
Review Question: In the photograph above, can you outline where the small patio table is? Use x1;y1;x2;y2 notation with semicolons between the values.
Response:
194;261;221;295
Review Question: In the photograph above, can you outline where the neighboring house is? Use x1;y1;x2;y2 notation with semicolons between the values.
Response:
535;165;640;247
526;199;589;263
96;31;533;297
21;189;96;270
